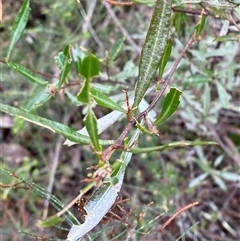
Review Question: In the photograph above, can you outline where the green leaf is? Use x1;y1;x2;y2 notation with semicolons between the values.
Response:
7;62;48;86
6;0;30;61
195;13;207;38
25;86;52;110
159;39;172;78
66;91;84;106
38;216;63;228
77;77;90;103
84;108;101;152
0;103;113;146
129;140;218;154
110;36;125;62
78;54;99;103
133;0;172;110
91;87;126;113
154;87;182;126
135;120;152;134
221;172;240;182
214;34;240;42
189;173;209;188
67;127;141;241
79;53;99;79
216;81;231;108
59;45;72;87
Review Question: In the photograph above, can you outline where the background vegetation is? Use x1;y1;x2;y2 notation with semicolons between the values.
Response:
1;0;240;241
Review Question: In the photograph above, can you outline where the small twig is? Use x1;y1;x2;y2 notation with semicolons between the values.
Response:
79;0;104;49
158;202;199;232
0;182;30;190
172;7;202;15
228;11;240;32
103;1;141;55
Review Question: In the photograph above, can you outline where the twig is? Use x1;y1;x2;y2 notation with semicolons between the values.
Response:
78;0;104;50
102;1;141;55
158;202;199;232
228;11;240;32
172;7;202;15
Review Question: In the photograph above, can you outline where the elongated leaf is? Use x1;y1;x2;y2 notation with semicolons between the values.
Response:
195;13;207;38
129;140;218;154
189;173;209;188
110;36;125;62
78;54;99;103
6;0;30;60
7;62;48;86
214;34;240;42
91;87;126;113
154;87;182;126
66;91;84;106
0;103;113;146
84;108;101;152
38;216;63;228
133;0;172;109
67;127;141;241
159;39;172;78
216;81;231;108
59;45;72;87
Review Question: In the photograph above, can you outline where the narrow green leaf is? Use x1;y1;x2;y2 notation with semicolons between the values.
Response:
66;91;84;106
84;108;101;152
79;54;99;79
110;36;125;62
154;87;182;126
195;13;207;38
78;54;99;103
189;173;209;188
25;86;52;110
133;0;172;110
214;34;240;42
159;39;172;78
129;140;218;154
7;62;48;86
216;81;231;108
38;216;63;228
0;103;113;146
77;77;90;103
221;172;240;182
91;87;126;113
6;0;30;60
135;120;152;134
59;45;72;87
